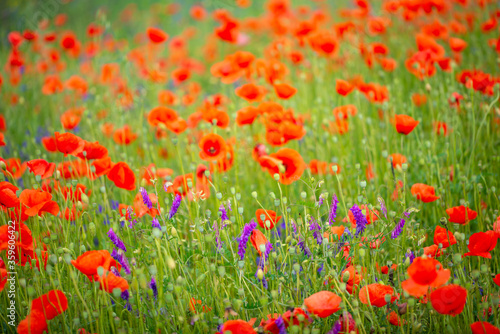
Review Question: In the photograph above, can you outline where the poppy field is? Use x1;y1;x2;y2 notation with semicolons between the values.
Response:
1;0;500;333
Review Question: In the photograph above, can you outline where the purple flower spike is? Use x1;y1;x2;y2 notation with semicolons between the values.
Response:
350;204;368;237
329;194;339;225
152;217;161;229
275;316;286;334
140;187;153;210
237;220;257;260
219;203;229;221
108;228;127;252
168;194;182;219
150;276;158;299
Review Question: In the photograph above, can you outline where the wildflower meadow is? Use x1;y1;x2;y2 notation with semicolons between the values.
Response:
1;0;500;333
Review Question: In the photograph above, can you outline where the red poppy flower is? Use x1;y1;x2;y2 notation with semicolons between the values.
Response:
336;79;355;96
236;106;260;126
281;308;310;327
424;244;442;258
359;283;396;307
147;27;168;44
304;291;342;318
113;125;138;145
17;290;68;334
387;311;405;326
411;93;427;107
402;257;450;297
255;209;282;230
340;265;363;294
133;192;159;218
494;274;500;287
273;83;297;99
449;37;467;52
107;162;136;191
19;189;60;217
388;153;407;169
250;229;268;256
411;183;440;203
446;206;478;224
471;322;500;334
54;132;84;156
258;148;306;185
0;181;19;208
76;141;108;160
463;231;498;259
395;114;419;135
433;226;457;248
42;136;57;152
199;133;227;161
430;285;467;316
98;271;129;293
0;222;33;266
216;320;256;334
71;250;121;281
235;83;266;102
147;106;179;127
26;159;56;179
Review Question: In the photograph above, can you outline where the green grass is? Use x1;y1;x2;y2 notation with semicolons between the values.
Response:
0;0;500;333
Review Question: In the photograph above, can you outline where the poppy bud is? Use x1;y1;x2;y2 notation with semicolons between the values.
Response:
251;191;257;198
257;269;264;280
0;160;6;171
273;173;280;181
398;303;407;315
301;191;307;199
342;271;351;282
167;256;176;269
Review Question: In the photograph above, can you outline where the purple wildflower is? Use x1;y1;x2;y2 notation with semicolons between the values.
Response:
110;266;121;277
219;203;229;221
327;320;342;334
378;196;387;218
275;316;286;334
237;220;257;260
152;218;161;229
150;276;158;299
111;249;131;275
213;221;221;251
318;197;324;206
264;242;273;262
297;238;312;258
121;290;132;311
108;228;127;251
291;219;297;235
405;250;415;264
309;218;322;245
391;212;409;239
168;194;182;219
328;194;339;225
140;187;153;210
350;204;368;237
227;199;232;211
